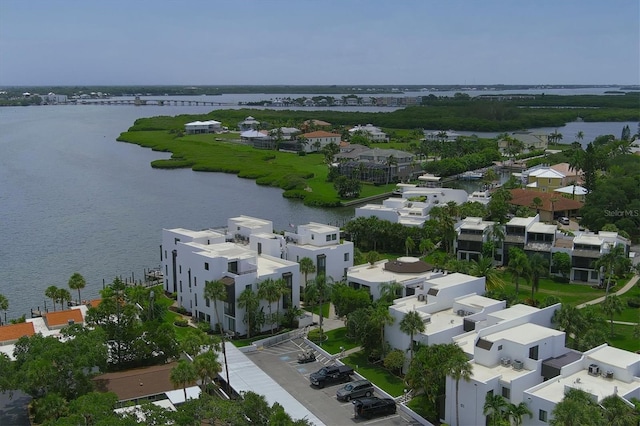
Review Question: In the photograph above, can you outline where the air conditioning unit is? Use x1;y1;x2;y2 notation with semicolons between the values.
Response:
457;309;465;316
501;357;511;367
417;294;425;301
424;317;431;324
513;360;524;370
588;364;600;376
605;370;614;379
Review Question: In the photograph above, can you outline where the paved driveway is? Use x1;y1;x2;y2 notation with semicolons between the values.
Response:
245;338;419;425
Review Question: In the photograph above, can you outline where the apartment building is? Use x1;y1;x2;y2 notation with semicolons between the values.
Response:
455;217;496;262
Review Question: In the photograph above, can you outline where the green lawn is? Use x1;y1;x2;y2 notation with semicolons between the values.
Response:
303;302;330;319
611;284;640;323
497;270;605;305
315;327;359;354
343;350;405;397
608;324;640;353
117;129;395;207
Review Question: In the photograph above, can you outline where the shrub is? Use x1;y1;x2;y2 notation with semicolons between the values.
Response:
174;319;189;327
627;298;640;308
307;328;327;343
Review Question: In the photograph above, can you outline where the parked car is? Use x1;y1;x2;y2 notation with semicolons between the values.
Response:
309;365;354;388
336;379;374;401
352;397;396;419
559;216;570;225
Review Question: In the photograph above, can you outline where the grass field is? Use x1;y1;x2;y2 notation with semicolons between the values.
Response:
316;327;359;354
343;350;405;397
117;130;396;206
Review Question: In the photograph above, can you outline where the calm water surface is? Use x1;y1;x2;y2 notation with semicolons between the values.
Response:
0;105;353;319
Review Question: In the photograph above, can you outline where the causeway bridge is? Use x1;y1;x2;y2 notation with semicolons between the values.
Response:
75;98;236;107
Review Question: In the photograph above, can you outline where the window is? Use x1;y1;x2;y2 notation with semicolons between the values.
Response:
332;234;337;241
311;234;314;240
501;387;510;399
539;410;547;422
257;242;262;255
205;297;210;307
204;262;209;271
179;265;182;274
344;252;350;261
174;238;180;245
228;261;238;274
165;250;168;259
179;280;182;292
317;254;326;276
529;345;539;360
194;277;197;287
326;235;332;242
498;345;503;351
194;294;198;307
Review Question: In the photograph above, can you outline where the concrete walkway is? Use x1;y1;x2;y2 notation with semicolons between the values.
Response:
576;274;639;308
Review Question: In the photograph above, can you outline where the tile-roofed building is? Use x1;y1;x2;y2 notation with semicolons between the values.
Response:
43;308;84;329
300;131;341;153
0;322;35;345
508;189;583;222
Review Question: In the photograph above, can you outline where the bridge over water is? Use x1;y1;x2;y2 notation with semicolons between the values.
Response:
75;98;236;107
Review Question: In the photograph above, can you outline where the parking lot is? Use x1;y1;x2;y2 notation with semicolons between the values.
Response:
245;337;420;425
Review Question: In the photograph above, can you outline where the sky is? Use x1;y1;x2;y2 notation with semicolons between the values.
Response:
0;0;638;86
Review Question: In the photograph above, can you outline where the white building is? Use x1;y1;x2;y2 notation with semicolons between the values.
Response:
300;131;341;153
455;217;497;262
424;130;461;142
161;216;353;336
161;217;299;336
348;124;388;142
356;185;469;227
184;120;222;134
284;222;354;287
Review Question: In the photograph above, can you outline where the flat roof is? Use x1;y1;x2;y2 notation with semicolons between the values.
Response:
484;323;563;346
93;362;182;401
587;345;640;369
529;222;557;234
507;217;536;227
530;368;640;403
300;222;339;233
427;273;480;289
256;255;297;276
458;294;502;309
470;360;531;384
190;242;255;260
487;304;540;322
425;308;464;334
573;234;604;246
230;215;272;228
224;343;325;425
348;261;434;284
166;228;223;239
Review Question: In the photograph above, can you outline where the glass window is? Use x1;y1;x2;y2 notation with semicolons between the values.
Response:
501;387;510;399
204;262;209;270
344;253;350;261
539;410;547;422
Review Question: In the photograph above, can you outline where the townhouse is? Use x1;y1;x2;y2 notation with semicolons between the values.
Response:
161;216;352;336
455;217;497;262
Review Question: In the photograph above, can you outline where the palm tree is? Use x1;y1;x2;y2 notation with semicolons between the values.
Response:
45;285;59;311
273;277;290;329
575;130;584;144
56;288;71;309
596;244;629;298
405;236;415;257
507;249;530;297
419;238;434;257
531;197;543;214
258;278;280;335
600;394;639;426
399;310;425;362
170;359;197;402
237;287;260;338
67;272;86;304
528;253;549;301
385;155;397;184
483;393;508;426
446;346;473;426
379;281;403;304
488;223;505;263
311;274;333;342
506;402;532;426
203;279;230;389
193;350;222;394
0;294;8;325
470;256;505;291
601;295;624;337
371;304;394;357
298;257;316;289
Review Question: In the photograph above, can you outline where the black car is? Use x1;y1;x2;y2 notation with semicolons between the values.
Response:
352;397;396;419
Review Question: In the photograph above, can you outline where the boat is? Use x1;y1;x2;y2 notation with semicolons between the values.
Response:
459;171;483;180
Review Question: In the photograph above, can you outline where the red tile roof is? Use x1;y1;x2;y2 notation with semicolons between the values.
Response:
43;308;84;327
302;131;341;138
0;322;35;343
509;189;583;212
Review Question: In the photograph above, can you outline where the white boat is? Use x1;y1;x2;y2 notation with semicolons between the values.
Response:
460;171;483;180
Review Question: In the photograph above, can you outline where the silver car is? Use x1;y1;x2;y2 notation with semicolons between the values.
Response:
336;379;374;401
